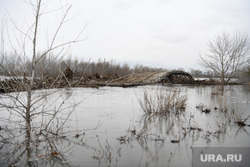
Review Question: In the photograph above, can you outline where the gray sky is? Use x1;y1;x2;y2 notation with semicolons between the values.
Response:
1;0;250;70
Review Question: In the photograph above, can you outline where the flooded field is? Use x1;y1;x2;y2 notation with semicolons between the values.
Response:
0;84;250;166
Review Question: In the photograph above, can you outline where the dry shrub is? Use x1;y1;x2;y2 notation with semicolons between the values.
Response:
195;104;211;114
138;88;188;115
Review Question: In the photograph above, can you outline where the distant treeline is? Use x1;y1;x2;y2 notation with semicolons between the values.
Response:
1;54;249;82
0;54;166;78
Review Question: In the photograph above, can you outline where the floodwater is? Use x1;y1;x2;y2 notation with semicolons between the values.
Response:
0;84;250;166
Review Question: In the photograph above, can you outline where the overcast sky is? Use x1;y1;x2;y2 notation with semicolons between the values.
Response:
1;0;250;70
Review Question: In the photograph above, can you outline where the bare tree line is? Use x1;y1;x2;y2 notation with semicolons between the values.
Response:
2;52;250;83
0;54;166;79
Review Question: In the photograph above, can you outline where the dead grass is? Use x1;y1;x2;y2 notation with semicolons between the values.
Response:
138;88;188;115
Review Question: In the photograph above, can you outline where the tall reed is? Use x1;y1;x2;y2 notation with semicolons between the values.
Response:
138;88;188;115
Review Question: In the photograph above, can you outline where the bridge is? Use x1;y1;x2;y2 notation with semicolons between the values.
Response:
157;70;195;84
110;70;195;86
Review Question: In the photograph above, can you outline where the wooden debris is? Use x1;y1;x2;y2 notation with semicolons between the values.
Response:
155;138;164;142
171;140;180;143
189;126;202;131
202;108;211;114
117;136;126;143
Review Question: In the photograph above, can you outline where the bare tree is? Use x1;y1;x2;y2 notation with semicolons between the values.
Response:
199;31;250;84
0;0;88;165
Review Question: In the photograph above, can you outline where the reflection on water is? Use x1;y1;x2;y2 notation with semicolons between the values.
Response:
0;126;85;166
0;85;250;166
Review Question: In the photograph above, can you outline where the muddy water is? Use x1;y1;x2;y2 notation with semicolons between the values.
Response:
1;85;250;166
62;85;250;167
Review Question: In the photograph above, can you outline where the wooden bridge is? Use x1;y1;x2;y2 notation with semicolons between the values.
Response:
157;70;195;84
110;70;195;86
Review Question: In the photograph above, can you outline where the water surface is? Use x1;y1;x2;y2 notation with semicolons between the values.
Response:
0;85;250;166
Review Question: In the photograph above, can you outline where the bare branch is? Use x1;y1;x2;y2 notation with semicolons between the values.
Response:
199;31;250;84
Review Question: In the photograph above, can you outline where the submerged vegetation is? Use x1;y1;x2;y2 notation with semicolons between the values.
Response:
135;85;250;147
138;88;188;115
1;83;250;166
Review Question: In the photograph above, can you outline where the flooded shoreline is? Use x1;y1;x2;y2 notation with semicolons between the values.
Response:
0;72;244;94
0;85;250;166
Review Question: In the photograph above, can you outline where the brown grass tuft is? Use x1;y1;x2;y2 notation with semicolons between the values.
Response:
138;88;188;115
